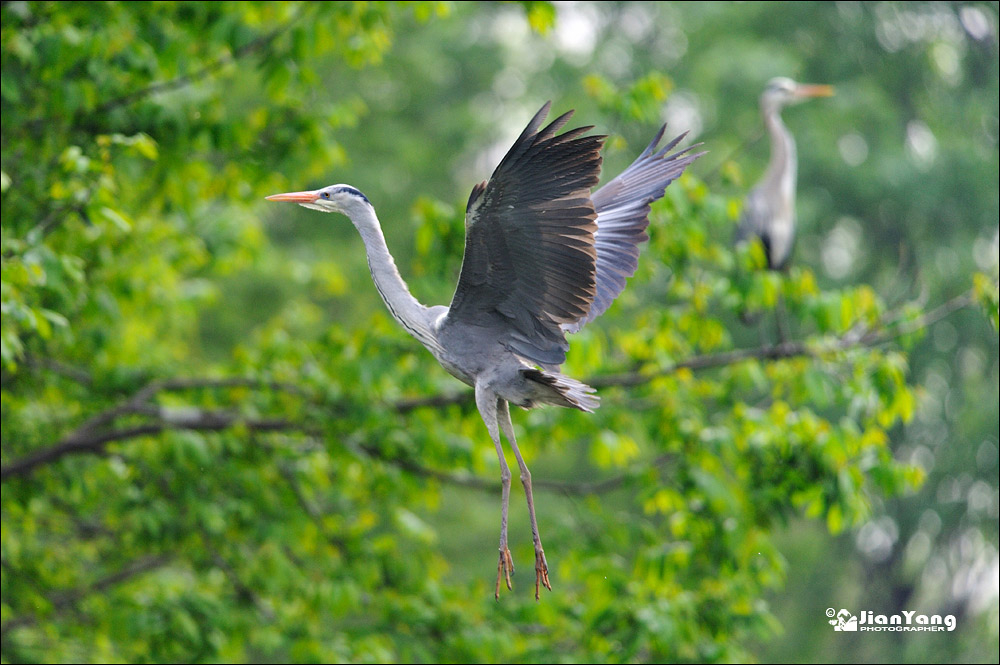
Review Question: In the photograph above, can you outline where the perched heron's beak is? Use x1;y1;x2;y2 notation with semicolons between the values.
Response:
265;190;320;203
795;84;835;98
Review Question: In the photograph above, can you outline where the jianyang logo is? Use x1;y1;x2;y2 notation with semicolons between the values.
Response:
828;608;858;631
826;608;957;632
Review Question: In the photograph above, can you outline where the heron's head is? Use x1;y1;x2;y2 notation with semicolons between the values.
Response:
761;77;834;112
265;184;371;216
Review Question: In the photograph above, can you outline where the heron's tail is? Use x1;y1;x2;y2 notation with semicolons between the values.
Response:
521;368;600;413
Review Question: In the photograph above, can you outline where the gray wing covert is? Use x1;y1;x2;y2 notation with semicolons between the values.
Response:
443;103;605;366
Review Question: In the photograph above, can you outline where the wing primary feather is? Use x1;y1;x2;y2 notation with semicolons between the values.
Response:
562;128;704;334
444;103;606;366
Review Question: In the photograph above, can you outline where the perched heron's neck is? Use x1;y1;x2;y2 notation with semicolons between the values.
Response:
347;204;440;352
762;107;797;204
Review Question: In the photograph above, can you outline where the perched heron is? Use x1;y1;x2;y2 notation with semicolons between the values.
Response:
266;103;701;599
735;77;833;270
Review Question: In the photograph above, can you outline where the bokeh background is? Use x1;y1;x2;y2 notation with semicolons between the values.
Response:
2;2;997;662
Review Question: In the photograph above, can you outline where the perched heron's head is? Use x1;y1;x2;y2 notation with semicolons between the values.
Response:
761;77;834;112
265;184;371;215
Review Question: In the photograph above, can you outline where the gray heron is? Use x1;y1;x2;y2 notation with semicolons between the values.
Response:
266;103;701;599
736;77;833;270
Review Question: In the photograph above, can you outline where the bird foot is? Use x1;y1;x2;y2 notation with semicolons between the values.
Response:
495;547;514;600
534;548;551;600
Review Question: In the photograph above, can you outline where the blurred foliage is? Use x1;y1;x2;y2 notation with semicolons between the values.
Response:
1;2;997;663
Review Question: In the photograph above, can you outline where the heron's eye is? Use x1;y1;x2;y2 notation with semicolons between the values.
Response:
321;192;331;199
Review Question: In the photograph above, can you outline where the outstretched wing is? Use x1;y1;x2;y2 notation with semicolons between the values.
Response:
562;127;703;333
442;103;605;366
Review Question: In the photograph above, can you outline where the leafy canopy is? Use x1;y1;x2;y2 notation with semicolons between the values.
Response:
2;2;996;663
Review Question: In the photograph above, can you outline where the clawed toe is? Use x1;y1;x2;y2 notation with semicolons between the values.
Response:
495;548;514;600
534;548;551;600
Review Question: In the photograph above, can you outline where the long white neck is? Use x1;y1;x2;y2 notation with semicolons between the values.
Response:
345;202;440;352
762;106;797;210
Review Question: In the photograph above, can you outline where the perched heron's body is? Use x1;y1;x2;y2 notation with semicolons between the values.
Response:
267;103;701;599
736;77;833;270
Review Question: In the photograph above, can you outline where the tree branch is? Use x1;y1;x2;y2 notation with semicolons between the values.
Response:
0;554;172;637
362;443;673;497
591;289;976;389
1;289;976;483
21;8;304;137
91;18;296;117
0;414;297;481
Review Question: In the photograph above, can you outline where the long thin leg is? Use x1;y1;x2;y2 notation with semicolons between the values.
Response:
498;399;551;600
475;383;513;599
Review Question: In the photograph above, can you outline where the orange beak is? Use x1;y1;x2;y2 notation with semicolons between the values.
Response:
265;190;320;203
795;83;835;98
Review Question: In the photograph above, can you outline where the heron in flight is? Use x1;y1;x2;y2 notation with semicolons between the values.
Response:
735;77;833;270
266;103;701;599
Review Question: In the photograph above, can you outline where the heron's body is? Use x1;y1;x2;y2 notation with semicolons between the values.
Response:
739;101;797;269
736;77;833;270
433;322;596;411
267;103;701;598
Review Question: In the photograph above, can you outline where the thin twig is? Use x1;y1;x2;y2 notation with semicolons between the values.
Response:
276;463;349;549
22;355;94;386
204;540;276;622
